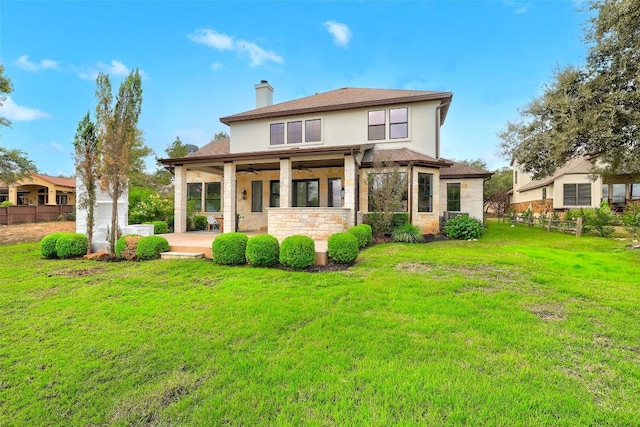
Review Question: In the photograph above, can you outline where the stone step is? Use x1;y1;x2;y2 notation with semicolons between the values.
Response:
161;251;205;260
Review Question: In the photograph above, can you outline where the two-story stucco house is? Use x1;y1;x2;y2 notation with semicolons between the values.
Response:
160;81;490;240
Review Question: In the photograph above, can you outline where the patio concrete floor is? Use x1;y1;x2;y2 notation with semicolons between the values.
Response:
158;230;328;264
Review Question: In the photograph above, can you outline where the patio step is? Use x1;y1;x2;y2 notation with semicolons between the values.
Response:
161;251;205;260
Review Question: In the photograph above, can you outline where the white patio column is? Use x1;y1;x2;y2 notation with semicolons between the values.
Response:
279;158;292;208
344;154;356;227
174;165;188;233
223;162;236;232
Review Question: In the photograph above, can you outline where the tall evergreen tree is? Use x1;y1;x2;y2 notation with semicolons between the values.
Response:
73;111;99;254
95;69;143;254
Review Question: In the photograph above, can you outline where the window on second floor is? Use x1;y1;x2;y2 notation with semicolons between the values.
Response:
542;187;547;201
368;107;408;141
305;119;321;142
389;108;408;139
287;121;302;144
368;110;386;140
271;119;321;145
270;123;285;145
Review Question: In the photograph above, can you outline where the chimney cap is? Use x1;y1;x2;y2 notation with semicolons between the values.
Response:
260;79;268;84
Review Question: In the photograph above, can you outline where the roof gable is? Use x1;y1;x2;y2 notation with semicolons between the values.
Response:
220;87;452;125
517;156;594;192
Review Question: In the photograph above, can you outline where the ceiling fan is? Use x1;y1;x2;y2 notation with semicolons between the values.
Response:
247;164;261;174
297;161;312;172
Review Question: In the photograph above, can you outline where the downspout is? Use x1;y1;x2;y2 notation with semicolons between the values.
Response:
408;161;414;224
350;148;358;226
435;99;452;159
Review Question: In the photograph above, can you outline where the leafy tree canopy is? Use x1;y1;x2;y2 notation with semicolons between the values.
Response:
0;63;12;128
499;0;640;179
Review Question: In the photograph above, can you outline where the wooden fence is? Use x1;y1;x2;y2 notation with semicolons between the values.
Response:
0;205;74;225
511;215;583;237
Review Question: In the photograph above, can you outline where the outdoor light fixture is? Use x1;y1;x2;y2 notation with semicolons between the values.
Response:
241;190;247;200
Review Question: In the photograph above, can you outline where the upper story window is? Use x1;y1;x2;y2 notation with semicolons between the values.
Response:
389;108;408;139
270;123;284;145
368;107;408;141
271;119;321;146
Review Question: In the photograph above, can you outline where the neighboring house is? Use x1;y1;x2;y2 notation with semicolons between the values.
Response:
511;156;640;213
0;173;76;206
160;81;490;240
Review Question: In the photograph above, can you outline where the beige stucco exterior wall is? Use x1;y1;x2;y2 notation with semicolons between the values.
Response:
2;175;76;206
552;174;602;209
229;101;439;157
439;177;485;221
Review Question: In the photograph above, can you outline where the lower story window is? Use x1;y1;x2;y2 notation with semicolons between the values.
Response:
187;183;202;211
270;180;280;207
328;178;342;207
447;183;461;211
293;179;319;207
418;173;433;212
563;183;591;206
205;182;221;212
251;181;263;212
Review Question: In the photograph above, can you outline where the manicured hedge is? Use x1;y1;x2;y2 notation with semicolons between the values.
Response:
143;221;169;234
136;236;170;260
327;232;359;264
115;234;142;260
246;234;280;267
279;235;315;269
348;225;371;249
40;233;65;259
55;233;88;259
212;232;248;265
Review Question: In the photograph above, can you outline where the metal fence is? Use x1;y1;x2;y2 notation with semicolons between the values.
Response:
0;205;74;225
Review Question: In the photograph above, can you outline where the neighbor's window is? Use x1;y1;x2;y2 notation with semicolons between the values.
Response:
631;183;640;200
367;172;408;212
447;183;461;211
305;119;321;142
563;183;591;206
205;182;221;212
602;184;609;203
368;110;386;140
389;108;408;139
56;194;68;205
270;180;280;207
287;121;302;144
611;183;625;205
251;181;263;212
293;179;319;207
187;183;202;211
418;173;433;212
270;123;285;145
328;178;342;207
542;187;547;201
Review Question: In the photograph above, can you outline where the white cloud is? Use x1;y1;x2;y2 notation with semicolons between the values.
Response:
188;29;235;50
323;21;351;48
515;6;528;14
503;1;529;14
189;28;283;67
0;96;51;121
14;55;60;72
78;60;144;81
211;62;223;70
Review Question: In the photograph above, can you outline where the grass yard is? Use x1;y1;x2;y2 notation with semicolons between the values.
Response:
1;223;639;426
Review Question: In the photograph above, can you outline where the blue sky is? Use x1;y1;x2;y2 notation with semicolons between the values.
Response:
1;0;589;177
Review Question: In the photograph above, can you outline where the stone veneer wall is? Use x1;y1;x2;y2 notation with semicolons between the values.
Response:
511;199;554;214
267;207;352;241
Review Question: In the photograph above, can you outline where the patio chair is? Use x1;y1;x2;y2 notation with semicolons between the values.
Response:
207;215;219;232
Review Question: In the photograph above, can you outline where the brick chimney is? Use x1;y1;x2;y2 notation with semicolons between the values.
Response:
255;80;273;109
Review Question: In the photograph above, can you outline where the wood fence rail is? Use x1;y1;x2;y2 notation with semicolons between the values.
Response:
511;215;583;237
0;205;74;225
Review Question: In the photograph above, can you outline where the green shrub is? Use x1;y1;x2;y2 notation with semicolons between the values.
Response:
348;225;369;249
363;213;409;237
359;223;373;245
586;202;615;237
143;221;169;234
246;234;280;267
116;234;142;260
40;232;65;259
444;216;484;240
328;232;358;264
55;233;88;259
0;200;14;207
622;201;640;238
212;232;248;265
135;236;170;260
192;215;207;231
392;224;423;243
280;235;316;269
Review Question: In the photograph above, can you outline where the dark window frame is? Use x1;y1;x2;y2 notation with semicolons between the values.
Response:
251;180;263;212
187;182;203;211
270;123;285;145
368;110;386;141
563;183;592;206
367;172;408;212
418;173;433;212
328;177;342;208
205;182;221;212
270;180;280;207
292;179;320;207
447;182;461;212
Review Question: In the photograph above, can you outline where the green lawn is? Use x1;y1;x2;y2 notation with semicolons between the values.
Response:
1;223;639;426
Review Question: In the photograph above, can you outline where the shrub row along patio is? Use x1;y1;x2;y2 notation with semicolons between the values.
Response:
0;222;638;425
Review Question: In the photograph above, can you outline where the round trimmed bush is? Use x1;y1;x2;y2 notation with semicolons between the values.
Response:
392;224;423;243
136;236;170;260
327;232;358;264
115;234;142;260
55;233;88;259
279;235;315;269
246;234;279;267
212;232;248;265
143;221;168;234
359;224;373;245
40;232;65;259
349;225;370;249
444;215;484;240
